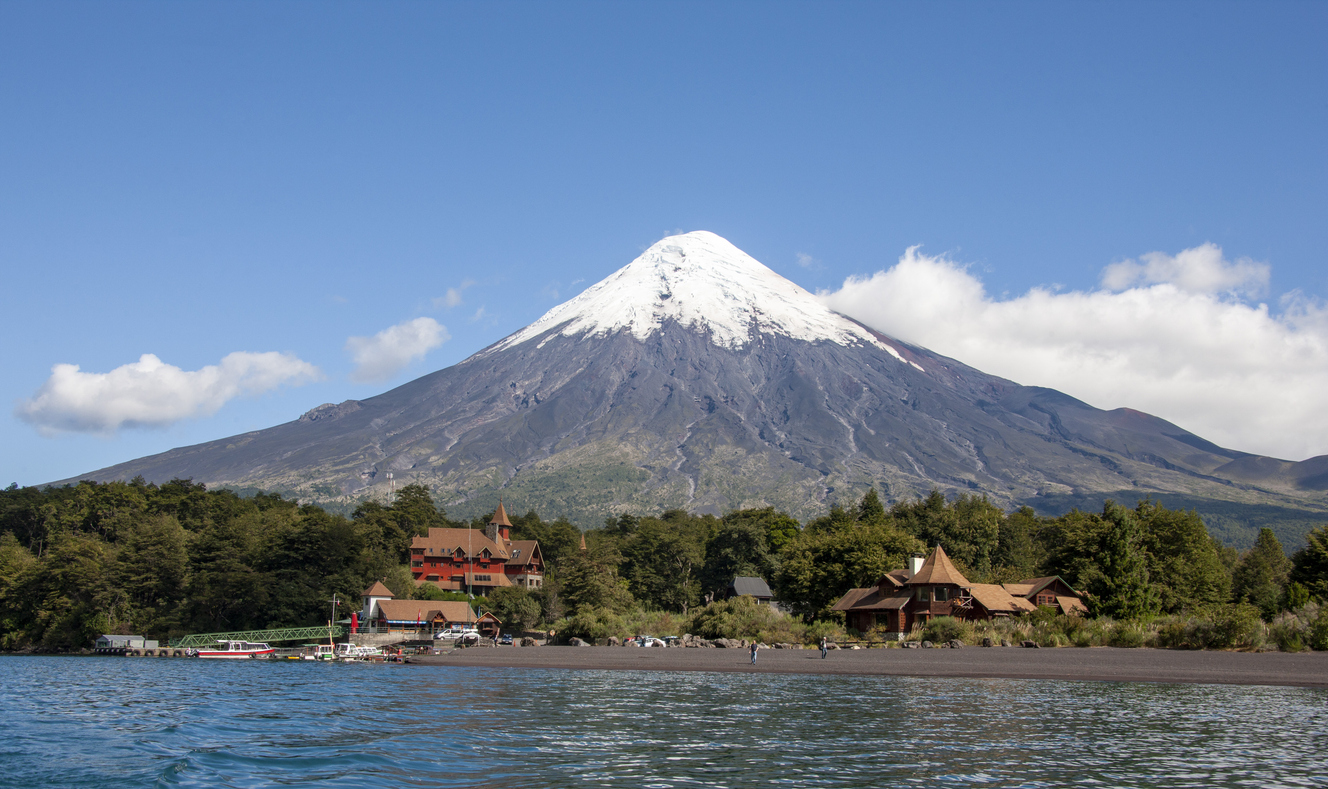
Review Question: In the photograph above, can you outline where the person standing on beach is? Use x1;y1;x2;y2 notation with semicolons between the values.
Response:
749;642;758;665
820;636;828;659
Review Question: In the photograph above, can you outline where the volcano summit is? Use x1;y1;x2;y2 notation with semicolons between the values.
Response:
65;231;1328;528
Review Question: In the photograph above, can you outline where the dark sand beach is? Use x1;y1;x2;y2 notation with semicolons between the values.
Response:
408;645;1328;687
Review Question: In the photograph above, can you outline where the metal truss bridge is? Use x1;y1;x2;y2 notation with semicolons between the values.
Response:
170;625;345;648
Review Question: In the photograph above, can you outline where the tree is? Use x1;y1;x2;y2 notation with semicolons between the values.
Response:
774;519;923;620
559;541;634;616
486;587;542;631
700;519;777;600
1135;500;1231;612
622;513;708;613
1233;527;1292;619
1290;525;1328;602
1088;502;1158;620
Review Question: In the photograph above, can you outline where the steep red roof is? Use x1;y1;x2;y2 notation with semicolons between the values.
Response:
361;581;395;598
906;545;971;587
490;501;513;527
411;527;509;560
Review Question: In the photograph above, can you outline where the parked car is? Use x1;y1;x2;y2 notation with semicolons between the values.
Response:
499;633;514;645
434;625;480;640
636;635;666;648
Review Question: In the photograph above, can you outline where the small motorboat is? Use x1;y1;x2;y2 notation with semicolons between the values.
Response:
196;640;275;659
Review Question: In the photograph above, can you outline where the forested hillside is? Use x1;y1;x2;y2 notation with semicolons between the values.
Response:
2;479;1326;651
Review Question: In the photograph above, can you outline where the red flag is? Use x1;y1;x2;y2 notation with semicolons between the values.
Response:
351;612;358;633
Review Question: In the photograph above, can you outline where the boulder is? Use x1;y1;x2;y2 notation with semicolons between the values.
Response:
520;637;539;647
568;637;591;647
921;640;934;649
981;637;994;648
947;640;964;649
607;636;621;647
1022;640;1040;649
1000;639;1013;648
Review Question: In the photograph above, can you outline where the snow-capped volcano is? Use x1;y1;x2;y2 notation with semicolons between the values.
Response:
63;231;1328;538
490;231;906;363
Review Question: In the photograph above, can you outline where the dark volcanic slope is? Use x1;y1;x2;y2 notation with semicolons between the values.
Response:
58;230;1328;528
60;318;1327;525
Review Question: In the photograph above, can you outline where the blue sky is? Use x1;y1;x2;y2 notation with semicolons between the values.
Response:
3;1;1327;487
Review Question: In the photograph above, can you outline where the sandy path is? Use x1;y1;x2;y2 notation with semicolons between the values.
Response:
405;645;1328;687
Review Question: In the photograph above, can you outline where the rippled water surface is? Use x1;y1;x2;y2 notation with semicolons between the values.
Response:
1;657;1325;788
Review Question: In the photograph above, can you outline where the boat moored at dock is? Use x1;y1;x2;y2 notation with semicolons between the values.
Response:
196;640;276;659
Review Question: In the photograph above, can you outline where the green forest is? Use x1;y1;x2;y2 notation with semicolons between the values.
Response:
2;479;1327;652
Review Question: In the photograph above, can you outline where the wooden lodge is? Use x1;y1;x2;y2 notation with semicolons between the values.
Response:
831;545;1086;637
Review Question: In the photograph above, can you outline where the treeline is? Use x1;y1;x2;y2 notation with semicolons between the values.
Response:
3;480;1327;651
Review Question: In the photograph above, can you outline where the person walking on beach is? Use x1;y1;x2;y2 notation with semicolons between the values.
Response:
749;641;758;665
820;636;828;659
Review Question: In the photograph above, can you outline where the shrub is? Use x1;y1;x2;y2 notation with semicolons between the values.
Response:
1203;604;1264;650
921;616;970;644
1310;608;1328;652
1110;623;1146;648
555;606;628;644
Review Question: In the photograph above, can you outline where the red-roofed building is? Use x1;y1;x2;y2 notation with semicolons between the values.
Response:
408;501;545;595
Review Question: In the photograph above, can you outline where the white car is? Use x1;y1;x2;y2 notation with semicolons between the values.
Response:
636;636;666;648
434;626;480;640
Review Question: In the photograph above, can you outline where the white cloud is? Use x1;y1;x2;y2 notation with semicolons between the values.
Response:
470;306;487;323
796;252;820;269
17;351;321;435
433;280;476;309
1100;243;1270;296
819;245;1328;461
346;317;449;383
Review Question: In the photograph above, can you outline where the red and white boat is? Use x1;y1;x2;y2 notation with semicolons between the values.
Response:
196;639;275;659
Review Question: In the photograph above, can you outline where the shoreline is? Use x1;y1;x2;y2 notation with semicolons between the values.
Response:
406;645;1328;687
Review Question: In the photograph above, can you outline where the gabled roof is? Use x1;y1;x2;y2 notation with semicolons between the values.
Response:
1057;596;1088;616
831;587;912;612
361;581;395;598
884;568;911;585
505;540;542;568
411;528;510;560
490;501;512;527
376;599;478;624
906;545;971;587
729;577;773;598
1001;583;1034;597
1016;576;1080;598
375;599;440;623
967;583;1037;614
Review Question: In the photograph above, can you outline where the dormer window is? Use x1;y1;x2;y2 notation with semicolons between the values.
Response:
512;549;522;559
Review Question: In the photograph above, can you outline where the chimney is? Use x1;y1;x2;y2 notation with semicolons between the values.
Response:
908;555;924;578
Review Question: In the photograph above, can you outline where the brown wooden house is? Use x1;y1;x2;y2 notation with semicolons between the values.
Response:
1001;576;1088;615
832;545;1074;636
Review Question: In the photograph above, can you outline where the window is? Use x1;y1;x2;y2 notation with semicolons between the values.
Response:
474;574;491;582
411;560;423;568
917;587;930;602
936;587;949;602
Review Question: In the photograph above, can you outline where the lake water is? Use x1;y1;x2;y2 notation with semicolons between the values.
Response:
1;656;1324;788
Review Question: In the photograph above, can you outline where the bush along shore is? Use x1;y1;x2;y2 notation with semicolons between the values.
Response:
2;479;1327;653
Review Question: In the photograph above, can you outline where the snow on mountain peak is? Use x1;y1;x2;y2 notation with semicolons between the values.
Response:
489;231;909;362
